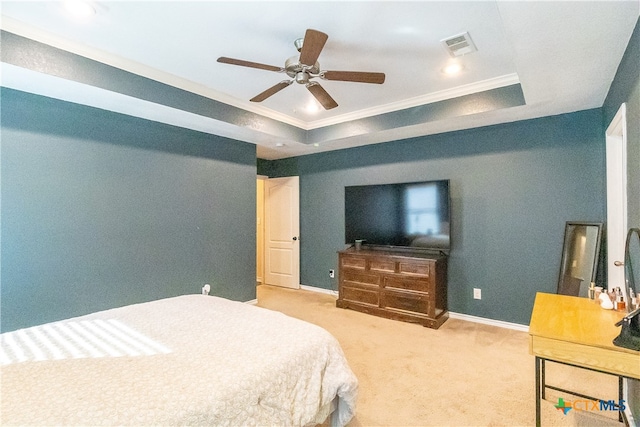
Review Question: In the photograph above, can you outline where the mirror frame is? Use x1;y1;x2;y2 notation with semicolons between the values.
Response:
557;221;603;297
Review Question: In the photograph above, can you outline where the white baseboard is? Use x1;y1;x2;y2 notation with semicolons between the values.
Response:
244;299;258;305
448;311;529;332
300;284;339;297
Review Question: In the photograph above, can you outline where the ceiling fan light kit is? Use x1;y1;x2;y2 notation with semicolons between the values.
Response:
217;29;386;110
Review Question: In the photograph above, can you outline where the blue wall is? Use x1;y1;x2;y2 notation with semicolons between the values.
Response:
259;110;606;325
1;88;257;332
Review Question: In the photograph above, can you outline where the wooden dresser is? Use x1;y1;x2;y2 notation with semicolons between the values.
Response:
336;247;448;328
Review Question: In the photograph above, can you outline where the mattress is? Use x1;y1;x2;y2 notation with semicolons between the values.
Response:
1;294;358;426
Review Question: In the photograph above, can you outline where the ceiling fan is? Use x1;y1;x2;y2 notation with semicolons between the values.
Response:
217;29;385;110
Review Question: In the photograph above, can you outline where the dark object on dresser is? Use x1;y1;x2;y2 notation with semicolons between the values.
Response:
336;247;448;329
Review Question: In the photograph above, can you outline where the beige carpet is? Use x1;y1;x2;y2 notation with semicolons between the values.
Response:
256;285;623;427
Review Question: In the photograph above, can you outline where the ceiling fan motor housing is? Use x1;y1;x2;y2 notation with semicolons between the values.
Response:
285;56;320;83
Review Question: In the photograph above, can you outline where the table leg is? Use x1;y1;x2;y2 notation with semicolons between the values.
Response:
618;376;623;423
541;358;546;400
535;356;541;427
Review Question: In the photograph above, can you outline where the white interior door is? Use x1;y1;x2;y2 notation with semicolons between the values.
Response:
264;176;300;289
605;103;628;291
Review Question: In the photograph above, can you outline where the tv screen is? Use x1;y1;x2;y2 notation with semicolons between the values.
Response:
345;180;450;251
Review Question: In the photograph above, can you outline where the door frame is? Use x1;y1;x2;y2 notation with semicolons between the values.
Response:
605;103;628;291
256;175;268;285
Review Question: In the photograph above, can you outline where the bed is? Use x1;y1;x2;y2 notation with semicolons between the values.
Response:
0;294;358;426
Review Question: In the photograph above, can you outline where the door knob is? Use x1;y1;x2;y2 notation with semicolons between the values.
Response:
293;236;298;241
614;260;624;267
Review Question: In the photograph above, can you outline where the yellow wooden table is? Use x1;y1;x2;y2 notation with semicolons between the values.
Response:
529;292;640;426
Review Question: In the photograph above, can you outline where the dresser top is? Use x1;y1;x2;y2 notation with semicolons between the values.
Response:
338;246;447;260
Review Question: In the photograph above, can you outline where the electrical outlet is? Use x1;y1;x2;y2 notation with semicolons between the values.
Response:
329;269;335;278
473;288;481;300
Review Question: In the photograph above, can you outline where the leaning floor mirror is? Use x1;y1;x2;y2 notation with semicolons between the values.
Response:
557;222;603;297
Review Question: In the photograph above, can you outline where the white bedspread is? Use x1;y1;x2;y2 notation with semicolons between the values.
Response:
1;295;358;426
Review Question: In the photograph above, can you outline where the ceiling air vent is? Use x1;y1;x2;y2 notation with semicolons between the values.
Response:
441;32;477;57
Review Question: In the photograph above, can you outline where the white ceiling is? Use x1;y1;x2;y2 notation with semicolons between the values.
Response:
1;1;638;159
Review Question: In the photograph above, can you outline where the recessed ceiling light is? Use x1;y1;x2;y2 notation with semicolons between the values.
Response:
275;143;285;148
306;102;321;114
442;63;464;75
63;0;96;19
304;98;322;114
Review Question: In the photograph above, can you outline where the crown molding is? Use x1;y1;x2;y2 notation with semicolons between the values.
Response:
305;73;521;129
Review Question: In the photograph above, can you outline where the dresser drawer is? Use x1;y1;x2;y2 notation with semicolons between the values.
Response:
369;258;395;273
398;260;431;277
342;269;380;286
342;285;379;306
383;275;432;293
341;255;366;270
382;289;431;315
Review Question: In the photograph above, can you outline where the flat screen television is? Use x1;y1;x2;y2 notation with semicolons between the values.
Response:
344;180;451;252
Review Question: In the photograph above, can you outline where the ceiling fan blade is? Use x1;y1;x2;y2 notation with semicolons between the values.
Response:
217;57;283;72
306;82;338;110
299;29;328;66
250;80;293;102
322;70;386;84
